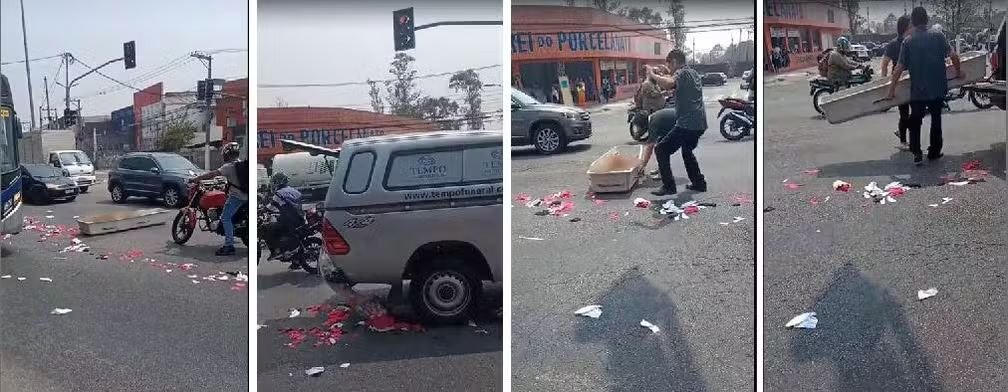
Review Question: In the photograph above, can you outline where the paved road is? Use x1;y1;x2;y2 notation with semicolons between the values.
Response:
256;217;503;391
511;79;755;391
762;68;1008;390
0;184;250;391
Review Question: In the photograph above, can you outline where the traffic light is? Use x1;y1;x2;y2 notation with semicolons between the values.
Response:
393;7;415;51
123;41;136;70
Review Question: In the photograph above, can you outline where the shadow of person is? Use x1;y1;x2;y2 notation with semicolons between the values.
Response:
789;264;943;391
814;142;1006;186
574;268;707;392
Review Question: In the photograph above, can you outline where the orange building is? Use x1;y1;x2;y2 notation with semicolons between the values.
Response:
215;78;248;146
764;0;849;72
256;107;436;164
511;5;670;104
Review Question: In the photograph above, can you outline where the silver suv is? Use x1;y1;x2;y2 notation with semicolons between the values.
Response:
318;131;503;324
511;87;591;154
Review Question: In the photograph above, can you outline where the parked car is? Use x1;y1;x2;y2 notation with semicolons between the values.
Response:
511;87;591;154
107;152;204;208
851;44;871;61
21;163;78;204
48;149;96;192
317;130;503;324
701;72;728;86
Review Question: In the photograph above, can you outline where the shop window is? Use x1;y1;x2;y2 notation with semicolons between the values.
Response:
828;9;835;23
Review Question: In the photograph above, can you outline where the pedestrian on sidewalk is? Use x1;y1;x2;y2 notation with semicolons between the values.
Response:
886;7;962;165
646;49;708;196
881;15;913;150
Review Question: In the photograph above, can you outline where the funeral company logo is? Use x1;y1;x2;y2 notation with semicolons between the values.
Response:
411;155;447;179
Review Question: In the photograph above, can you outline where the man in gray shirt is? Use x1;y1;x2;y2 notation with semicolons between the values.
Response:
188;142;247;256
646;49;707;196
886;7;962;165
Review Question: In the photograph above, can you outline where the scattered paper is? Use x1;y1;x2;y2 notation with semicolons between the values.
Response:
917;288;938;300
0;275;10;279
574;305;602;319
785;312;818;329
288;308;301;318
45;215;54;219
833;180;851;192
50;308;73;315
340;363;350;368
257;324;268;330
16;277;26;281
948;181;970;186
941;197;953;205
518;236;544;241
305;367;325;377
640;319;661;333
39;277;52;282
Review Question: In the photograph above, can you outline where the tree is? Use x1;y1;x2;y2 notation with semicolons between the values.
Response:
449;69;484;130
385;52;422;117
618;6;664;25
927;0;983;38
883;13;899;34
158;117;195;152
843;0;861;34
665;0;687;49
592;0;622;13
366;79;384;114
415;96;461;130
274;97;288;108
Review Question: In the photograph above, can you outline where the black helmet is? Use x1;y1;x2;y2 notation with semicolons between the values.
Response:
222;142;240;161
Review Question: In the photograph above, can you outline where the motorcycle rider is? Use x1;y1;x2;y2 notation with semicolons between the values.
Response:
188;142;247;256
260;172;305;269
828;37;863;89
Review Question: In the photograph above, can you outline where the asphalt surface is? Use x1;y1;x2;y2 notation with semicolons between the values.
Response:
256;211;503;391
511;79;756;391
763;63;1008;390
0;180;250;391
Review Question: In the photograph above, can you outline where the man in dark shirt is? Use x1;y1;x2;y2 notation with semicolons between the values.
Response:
646;49;708;196
881;15;912;148
886;7;962;165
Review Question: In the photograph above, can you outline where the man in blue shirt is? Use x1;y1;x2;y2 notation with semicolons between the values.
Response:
645;49;707;196
880;15;912;149
886;7;962;165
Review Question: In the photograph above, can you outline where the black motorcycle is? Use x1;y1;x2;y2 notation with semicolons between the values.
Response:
811;65;877;115
257;195;323;274
627;96;675;142
717;97;755;141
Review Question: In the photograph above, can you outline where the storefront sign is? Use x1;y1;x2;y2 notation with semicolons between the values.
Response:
257;128;385;156
512;31;635;55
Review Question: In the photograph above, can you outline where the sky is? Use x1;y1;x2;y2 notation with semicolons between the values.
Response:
0;0;248;124
514;0;756;53
258;0;505;122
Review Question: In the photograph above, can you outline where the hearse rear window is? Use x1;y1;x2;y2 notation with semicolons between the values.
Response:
385;150;463;189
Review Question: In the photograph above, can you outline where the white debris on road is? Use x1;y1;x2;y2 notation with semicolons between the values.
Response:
518;236;544;241
50;308;73;315
304;367;325;377
574;305;602;319
288;308;301;318
640;319;661;333
917;288;938;300
785;312;818;329
39;277;52;282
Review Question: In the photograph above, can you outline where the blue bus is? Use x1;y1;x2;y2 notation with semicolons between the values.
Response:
1;73;24;235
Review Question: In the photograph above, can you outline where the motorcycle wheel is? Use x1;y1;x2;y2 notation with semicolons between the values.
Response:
629;121;649;142
171;210;195;245
812;89;830;115
969;90;995;109
719;115;747;141
297;237;323;275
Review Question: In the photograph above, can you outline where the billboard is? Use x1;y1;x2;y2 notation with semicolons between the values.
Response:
111;106;133;135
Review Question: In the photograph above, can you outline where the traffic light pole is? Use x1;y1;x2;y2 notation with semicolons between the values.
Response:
414;20;502;30
57;53;123;127
191;52;213;169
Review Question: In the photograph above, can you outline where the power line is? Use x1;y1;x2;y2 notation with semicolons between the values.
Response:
0;53;64;66
259;64;502;89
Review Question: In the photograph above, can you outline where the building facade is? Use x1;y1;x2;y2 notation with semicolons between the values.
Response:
764;0;849;72
257;107;436;165
511;5;669;105
215;78;248;148
133;83;163;150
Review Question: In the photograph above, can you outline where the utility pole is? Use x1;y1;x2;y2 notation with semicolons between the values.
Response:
64;53;71;127
43;75;52;128
191;51;213;170
19;0;37;131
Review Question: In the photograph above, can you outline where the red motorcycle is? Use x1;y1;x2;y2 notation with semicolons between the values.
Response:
171;178;249;246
